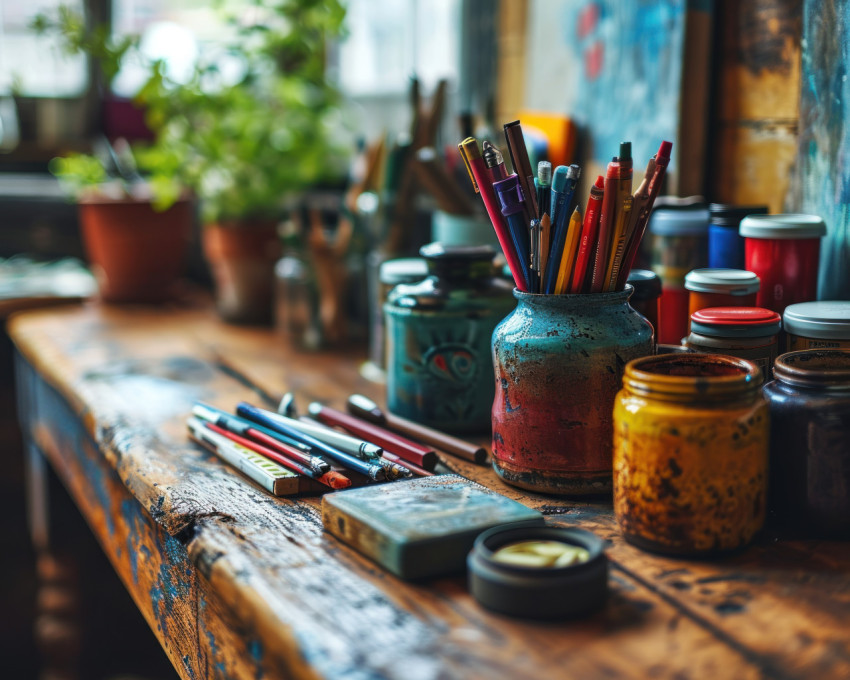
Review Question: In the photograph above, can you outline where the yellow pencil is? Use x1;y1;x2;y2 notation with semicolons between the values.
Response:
554;208;583;294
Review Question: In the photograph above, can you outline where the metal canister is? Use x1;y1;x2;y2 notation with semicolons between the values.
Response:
684;268;760;319
763;350;850;536
384;244;513;433
648;200;709;344
783;301;850;351
685;307;781;379
614;353;768;555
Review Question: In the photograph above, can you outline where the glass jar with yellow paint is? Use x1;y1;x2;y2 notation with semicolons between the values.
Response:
613;353;768;555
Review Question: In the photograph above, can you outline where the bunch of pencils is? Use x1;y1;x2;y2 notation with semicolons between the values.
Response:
458;121;672;295
186;396;487;497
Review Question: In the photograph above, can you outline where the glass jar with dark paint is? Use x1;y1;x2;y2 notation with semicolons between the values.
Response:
384;243;514;433
763;350;850;537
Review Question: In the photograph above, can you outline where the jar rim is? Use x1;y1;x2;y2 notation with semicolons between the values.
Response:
513;284;634;303
772;350;850;388
623;353;761;399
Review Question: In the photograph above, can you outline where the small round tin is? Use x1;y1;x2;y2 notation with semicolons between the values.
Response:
686;306;781;378
468;524;608;620
783;301;850;350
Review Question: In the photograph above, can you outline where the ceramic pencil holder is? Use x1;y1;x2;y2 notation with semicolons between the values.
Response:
491;286;653;495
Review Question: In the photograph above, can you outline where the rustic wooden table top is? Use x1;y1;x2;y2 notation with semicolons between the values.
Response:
9;301;850;680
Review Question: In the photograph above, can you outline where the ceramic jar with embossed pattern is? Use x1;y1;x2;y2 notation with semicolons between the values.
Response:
384;243;514;433
613;353;768;555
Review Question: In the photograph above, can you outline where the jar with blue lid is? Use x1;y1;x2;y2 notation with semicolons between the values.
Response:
708;204;768;269
384;243;514;433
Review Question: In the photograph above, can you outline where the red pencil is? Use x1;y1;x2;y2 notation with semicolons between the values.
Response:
308;403;438;471
204;421;351;490
589;165;621;292
569;175;604;293
458;137;528;291
381;451;435;477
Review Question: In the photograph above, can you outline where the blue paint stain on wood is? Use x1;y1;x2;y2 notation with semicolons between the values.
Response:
798;0;850;299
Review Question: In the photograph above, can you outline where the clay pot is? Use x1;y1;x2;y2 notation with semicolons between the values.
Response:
78;196;193;303
203;221;281;324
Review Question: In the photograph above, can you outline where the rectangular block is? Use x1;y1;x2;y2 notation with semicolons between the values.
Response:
322;474;544;579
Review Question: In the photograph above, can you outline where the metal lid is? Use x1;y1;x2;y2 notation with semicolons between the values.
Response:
627;269;661;300
379;258;428;286
772;350;850;388
648;202;710;236
684;268;760;295
739;213;826;239
467;524;608;621
708;204;768;226
690;307;781;338
783;301;850;339
419;243;496;262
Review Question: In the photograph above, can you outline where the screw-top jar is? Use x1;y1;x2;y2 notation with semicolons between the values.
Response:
384;244;513;433
648;201;709;344
782;301;850;351
763;350;850;536
614;353;768;555
739;214;826;313
684;268;760;319
685;307;781;379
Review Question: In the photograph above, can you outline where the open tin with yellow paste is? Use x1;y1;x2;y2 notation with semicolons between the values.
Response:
467;524;608;620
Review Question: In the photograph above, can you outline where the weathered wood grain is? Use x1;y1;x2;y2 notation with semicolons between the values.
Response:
9;302;849;679
710;0;801;212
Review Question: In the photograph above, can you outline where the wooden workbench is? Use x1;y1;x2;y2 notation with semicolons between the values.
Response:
10;301;850;680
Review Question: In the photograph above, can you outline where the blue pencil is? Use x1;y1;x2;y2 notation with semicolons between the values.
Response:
544;165;581;293
236;402;386;481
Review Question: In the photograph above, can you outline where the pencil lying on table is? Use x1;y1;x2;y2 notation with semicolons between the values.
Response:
307;402;438;471
193;403;330;474
346;394;488;465
236;402;387;481
187;418;351;493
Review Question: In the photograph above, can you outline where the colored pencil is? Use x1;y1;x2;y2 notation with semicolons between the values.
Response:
307;402;438;471
615;140;673;290
381;450;435;476
554;208;583;294
458;137;528;291
236;402;386;481
346;394;488;465
570;175;604;293
193;403;330;474
200;419;352;490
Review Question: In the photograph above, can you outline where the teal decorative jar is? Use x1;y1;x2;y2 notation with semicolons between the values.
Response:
385;243;514;433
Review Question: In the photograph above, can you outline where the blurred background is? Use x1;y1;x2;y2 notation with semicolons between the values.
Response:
0;0;846;678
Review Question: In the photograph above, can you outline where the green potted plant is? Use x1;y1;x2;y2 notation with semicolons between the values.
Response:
34;0;348;321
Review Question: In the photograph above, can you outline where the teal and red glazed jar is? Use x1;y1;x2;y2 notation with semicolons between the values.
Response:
385;243;514;433
491;287;653;494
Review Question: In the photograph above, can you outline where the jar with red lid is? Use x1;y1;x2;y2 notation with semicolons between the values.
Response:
685;307;781;379
684;268;760;319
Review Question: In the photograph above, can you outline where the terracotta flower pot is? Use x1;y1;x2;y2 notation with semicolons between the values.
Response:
203;221;281;324
78;197;193;303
